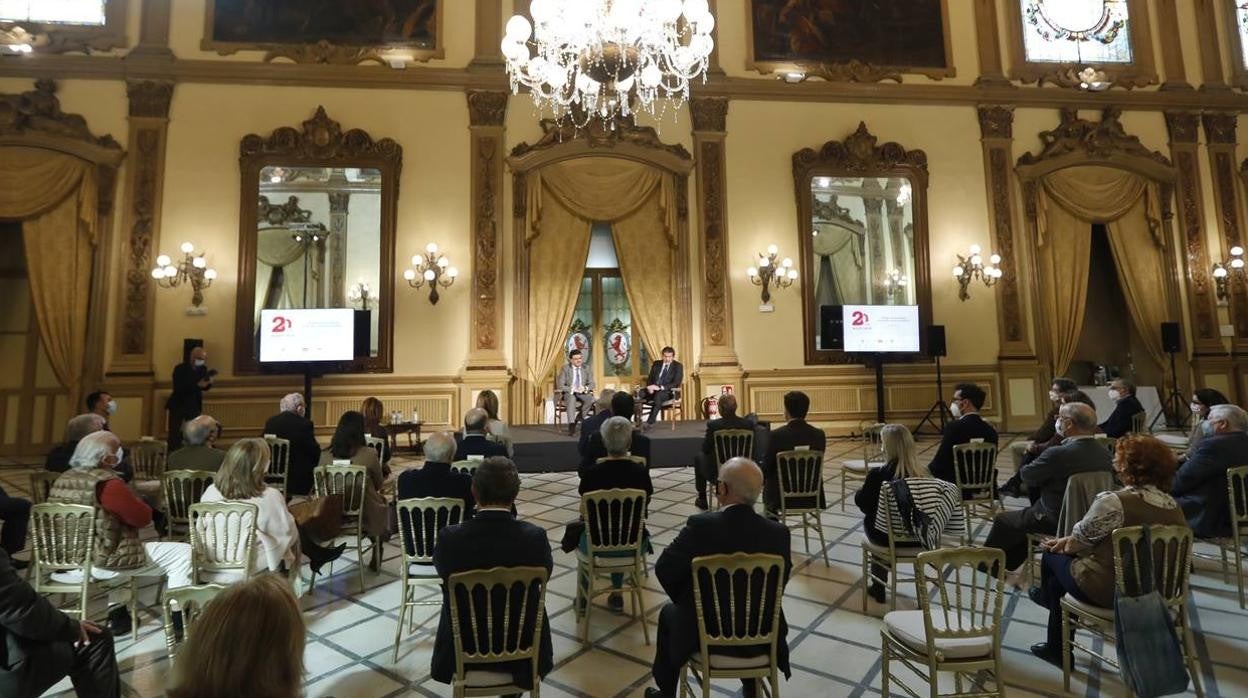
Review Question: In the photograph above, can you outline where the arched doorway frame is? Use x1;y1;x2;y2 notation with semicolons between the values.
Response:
507;117;695;424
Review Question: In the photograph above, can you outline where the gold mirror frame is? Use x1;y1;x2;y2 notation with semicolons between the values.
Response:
792;123;932;365
233;107;401;375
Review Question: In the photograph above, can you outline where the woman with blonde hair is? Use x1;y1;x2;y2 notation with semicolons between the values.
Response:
202;439;343;576
167;573;305;698
474;389;514;456
854;424;964;603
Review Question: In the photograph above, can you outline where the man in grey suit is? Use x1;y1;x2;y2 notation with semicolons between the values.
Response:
984;402;1113;571
556;349;595;436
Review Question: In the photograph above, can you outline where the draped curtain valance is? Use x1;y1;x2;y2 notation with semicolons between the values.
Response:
525;158;677;247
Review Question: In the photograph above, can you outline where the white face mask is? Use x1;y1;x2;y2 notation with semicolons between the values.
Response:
1190;402;1202;415
950;401;962;418
1055;419;1066;437
1049;390;1059;402
1108;389;1121;401
193;359;206;367
106;400;117;415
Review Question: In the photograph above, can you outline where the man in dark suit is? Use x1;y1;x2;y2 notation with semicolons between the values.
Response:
928;382;999;485
644;458;792;698
642;346;683;427
0;548;120;698
263;393;321;497
581;392;651;475
984;403;1112;571
694;394;755;511
455;408;509;461
166;343;213;451
398;432;475;518
1098;378;1146;438
577;389;617;456
763;391;827;514
430;457;553;690
1173;404;1248;539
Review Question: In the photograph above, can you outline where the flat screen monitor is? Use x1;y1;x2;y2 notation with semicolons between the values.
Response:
842;305;921;353
259;308;356;363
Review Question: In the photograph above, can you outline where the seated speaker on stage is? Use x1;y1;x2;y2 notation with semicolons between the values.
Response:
927;382;998;486
1098;378;1144;438
580;392;651;476
694;394;754;511
557;349;595;436
455;408;508;461
641;346;683;427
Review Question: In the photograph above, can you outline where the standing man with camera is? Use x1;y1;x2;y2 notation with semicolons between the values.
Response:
166;343;214;450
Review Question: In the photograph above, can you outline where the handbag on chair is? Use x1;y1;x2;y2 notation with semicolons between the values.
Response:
289;494;344;543
1112;525;1190;697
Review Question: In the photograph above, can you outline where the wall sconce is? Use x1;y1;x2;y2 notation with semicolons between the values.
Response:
1212;245;1245;303
952;244;1002;301
404;242;458;305
151;241;217;314
746;244;797;306
884;268;909;298
347;280;376;311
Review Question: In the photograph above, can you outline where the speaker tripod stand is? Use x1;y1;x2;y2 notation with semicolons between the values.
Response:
1151;349;1187;431
914;354;953;436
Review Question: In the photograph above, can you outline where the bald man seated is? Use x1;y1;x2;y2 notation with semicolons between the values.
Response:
455;408;508;461
644;458;792;698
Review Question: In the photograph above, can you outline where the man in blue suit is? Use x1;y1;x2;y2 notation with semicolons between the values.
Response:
1173;404;1248;539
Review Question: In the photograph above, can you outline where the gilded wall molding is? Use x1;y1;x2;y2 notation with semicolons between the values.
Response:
467;90;507;127
1166;111;1224;355
977;105;1031;357
1203;113;1248;351
1017;107;1171;171
510;115;693;164
690;96;736;366
0;79;121;153
689;96;727;133
466;91;507;366
239;106;402;160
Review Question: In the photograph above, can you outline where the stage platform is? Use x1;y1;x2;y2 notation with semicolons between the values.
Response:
509;421;704;473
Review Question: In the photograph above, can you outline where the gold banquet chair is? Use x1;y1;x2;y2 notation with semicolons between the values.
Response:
263;435;291;497
841;422;886;511
881;547;1007;698
129;438;168;488
447;565;550;698
861;484;926;612
393;497;466;662
575;488;650;645
365;435;387;462
162;470;215;542
707;429;754;508
162;583;225;662
776;450;828;565
188;501;258;585
452;459;481;476
314;463;372;592
679;552;786;698
1060;524;1203;697
952;442;1000;544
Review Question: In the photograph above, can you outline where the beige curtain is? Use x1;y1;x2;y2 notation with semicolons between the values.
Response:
527;158;677;245
612;189;676;355
0;147;97;406
525;195;593;393
1035;166;1168;376
255;226;308;322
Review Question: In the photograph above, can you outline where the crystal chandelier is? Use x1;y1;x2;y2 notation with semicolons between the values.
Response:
501;0;716;127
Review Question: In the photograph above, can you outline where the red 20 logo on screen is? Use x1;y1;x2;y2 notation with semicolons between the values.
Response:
850;310;869;326
271;316;292;333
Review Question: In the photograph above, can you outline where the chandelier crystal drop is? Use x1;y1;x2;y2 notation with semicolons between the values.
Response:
501;0;716;127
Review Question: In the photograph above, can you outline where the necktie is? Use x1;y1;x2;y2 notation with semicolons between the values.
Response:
658;363;666;383
574;367;581;390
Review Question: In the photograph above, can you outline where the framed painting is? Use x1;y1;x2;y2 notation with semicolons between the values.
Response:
202;0;443;64
747;0;954;81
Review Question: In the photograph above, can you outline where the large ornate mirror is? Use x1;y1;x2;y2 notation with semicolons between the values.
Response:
233;108;401;374
793;123;931;364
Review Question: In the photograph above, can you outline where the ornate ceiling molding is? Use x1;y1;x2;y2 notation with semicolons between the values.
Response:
239;106;402;162
467;90;508;127
258;195;314;226
690;96;728;133
800;60;905;84
792;122;929;183
0;79;121;152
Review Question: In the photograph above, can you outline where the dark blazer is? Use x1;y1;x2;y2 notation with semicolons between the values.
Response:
578;457;653;498
398;461;475;518
0;549;88;697
764;419;828;509
928;413;999;483
455;433;508;461
656;505;792;677
855;459;899;544
1029;404;1061;443
431;510;554;689
1172;431;1248;538
166;362;209;416
702;415;756;457
579;432;651;476
578;409;613;456
1019;436;1114;521
263;410;321;496
646;360;684;390
1098;394;1145;439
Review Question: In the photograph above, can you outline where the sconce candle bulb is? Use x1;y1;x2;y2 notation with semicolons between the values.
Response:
953;243;1002;301
747;244;797;305
406;243;456;304
1212;246;1248;302
151;241;217;309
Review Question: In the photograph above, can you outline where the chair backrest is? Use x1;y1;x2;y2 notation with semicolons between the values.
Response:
365;435;386;462
30;502;95;573
776;450;824;508
451;460;479;476
1055;471;1118;537
447;566;549;683
263;436;291;491
879;484;923;549
162;583;225;661
130;439;168;481
396;497;465;564
1093;434;1117;455
1111;524;1193;608
690;552;786;663
596;455;649;468
28;471;60;505
914;547;1006;660
189;501;259;579
952;442;998;499
1130;410;1148;435
580;488;648;556
1228;466;1248;542
315;464;368;517
862;422;887;464
163;470;216;530
713;429;754;467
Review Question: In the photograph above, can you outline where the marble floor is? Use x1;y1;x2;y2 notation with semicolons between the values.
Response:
4;432;1246;697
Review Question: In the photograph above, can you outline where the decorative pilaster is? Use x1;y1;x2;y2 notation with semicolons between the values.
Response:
1156;0;1192;90
328;190;349;307
977;105;1032;358
130;0;173;58
469;0;503;71
1202;113;1248;351
110;79;174;377
1166;112;1225;356
862;189;886;301
972;0;1010;87
1195;0;1229;91
690;97;740;380
465;90;509;371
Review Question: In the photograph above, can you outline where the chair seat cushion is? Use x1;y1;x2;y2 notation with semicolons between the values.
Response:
691;651;771;669
408;562;438;578
576;550;640;568
1061;596;1114;621
843;459;870;473
463;669;517;688
882;610;993;660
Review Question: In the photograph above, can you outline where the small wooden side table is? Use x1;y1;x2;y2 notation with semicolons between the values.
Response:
384;421;424;455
